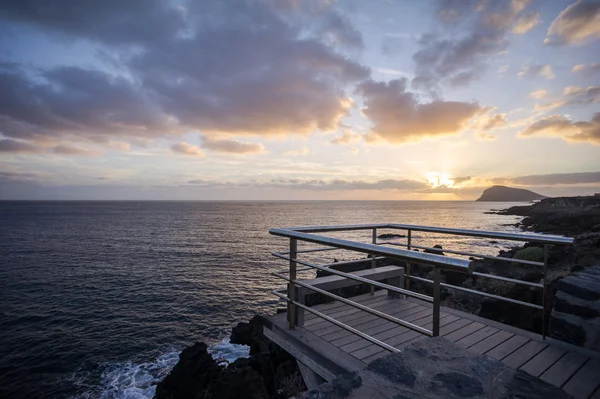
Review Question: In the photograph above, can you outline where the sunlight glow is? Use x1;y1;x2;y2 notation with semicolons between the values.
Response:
426;172;454;188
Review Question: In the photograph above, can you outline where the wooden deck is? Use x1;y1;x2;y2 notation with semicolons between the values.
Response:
266;290;600;399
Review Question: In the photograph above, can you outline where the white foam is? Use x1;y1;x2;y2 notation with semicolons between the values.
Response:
74;339;250;399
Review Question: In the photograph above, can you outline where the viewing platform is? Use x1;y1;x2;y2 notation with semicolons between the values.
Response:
265;223;600;398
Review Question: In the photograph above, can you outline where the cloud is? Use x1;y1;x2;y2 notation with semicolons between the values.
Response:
263;178;430;191
545;0;600;45
529;90;548;99
411;0;533;91
479;113;508;130
518;64;555;79
51;145;97;156
0;138;41;153
170;142;205;157
0;0;370;154
508;171;600;185
284;147;310;156
519;113;600;144
497;65;509;74
512;12;542;34
331;130;362;145
201;137;266;154
534;85;600;111
0;138;96;156
0;0;185;45
357;79;482;143
571;63;600;75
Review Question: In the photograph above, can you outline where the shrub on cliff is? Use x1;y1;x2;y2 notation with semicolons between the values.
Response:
512;247;545;265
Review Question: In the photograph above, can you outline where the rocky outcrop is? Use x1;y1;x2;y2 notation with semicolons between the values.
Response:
154;342;269;399
476;185;546;202
550;265;600;351
293;338;570;399
155;316;306;399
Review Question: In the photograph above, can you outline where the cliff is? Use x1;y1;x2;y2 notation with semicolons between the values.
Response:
476;185;546;202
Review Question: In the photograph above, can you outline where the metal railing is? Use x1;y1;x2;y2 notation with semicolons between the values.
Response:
269;223;574;355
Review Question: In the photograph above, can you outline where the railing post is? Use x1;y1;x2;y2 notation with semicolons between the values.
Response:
405;229;412;290
542;244;549;340
432;267;441;337
370;228;377;295
288;238;297;329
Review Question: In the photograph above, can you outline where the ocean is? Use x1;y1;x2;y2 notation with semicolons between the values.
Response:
0;201;525;398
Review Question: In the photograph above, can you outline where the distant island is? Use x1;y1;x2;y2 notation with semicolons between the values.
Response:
476;185;546;202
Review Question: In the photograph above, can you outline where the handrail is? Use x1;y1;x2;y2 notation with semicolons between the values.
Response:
269;222;575;353
269;228;474;273
280;222;574;245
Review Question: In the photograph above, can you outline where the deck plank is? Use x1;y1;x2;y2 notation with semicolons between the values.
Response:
502;340;548;369
442;321;485;342
562;359;600;399
304;296;395;329
328;307;432;347
468;330;514;355
485;335;530;360
455;325;499;348
520;346;567;377
540;351;589;388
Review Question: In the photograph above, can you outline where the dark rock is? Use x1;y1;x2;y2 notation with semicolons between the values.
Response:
154;342;221;399
366;354;416;387
293;338;570;398
554;295;599;319
489;240;499;244
424;245;445;256
549;313;587;346
231;315;270;355
556;271;600;301
154;342;269;399
429;372;483;398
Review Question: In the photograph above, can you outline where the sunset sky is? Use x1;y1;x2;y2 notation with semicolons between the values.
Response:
1;0;599;200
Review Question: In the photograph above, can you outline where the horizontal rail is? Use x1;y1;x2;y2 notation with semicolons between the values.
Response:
272;290;401;353
379;241;544;267
409;275;544;309
272;274;433;336
279;223;573;245
274;255;387;274
471;272;544;288
272;258;433;301
270;228;473;273
275;247;340;255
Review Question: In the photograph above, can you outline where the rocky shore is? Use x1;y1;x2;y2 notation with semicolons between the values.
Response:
154;316;306;399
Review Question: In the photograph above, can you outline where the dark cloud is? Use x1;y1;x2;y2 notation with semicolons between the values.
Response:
452;176;471;184
411;0;531;91
201;137;265;154
520;112;600;144
357;79;482;143
510;172;600;185
0;0;369;151
545;0;600;45
261;178;430;191
0;0;184;45
0;138;40;153
0;66;169;142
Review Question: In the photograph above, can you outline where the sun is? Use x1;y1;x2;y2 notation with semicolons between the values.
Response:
426;172;454;188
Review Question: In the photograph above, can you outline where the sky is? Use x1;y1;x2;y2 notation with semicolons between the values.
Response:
0;0;599;200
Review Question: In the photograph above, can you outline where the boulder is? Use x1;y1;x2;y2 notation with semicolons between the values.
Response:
293;338;570;399
154;342;269;399
549;265;600;350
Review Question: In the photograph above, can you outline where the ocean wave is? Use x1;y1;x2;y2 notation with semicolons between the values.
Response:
72;339;249;399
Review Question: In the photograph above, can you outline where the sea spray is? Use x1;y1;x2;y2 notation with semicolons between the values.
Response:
73;339;250;399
